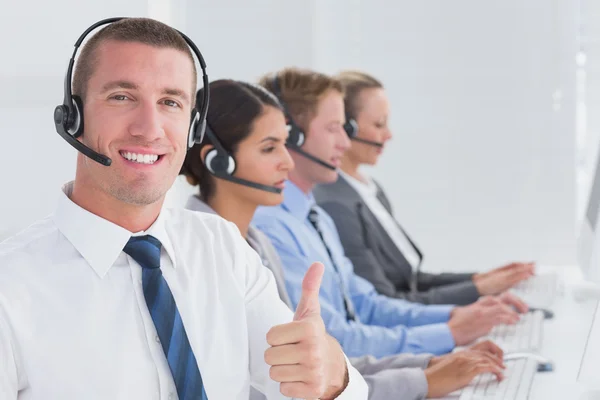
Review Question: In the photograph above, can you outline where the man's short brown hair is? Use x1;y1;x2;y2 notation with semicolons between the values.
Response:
72;18;197;102
258;67;344;132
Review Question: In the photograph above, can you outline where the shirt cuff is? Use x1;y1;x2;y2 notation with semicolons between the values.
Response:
404;368;429;400
408;323;456;355
414;353;435;369
421;304;454;324
334;355;369;399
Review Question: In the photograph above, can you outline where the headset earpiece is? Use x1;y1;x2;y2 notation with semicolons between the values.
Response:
70;95;84;138
344;118;358;138
188;110;202;149
53;97;83;138
286;121;305;148
204;147;236;175
202;124;236;175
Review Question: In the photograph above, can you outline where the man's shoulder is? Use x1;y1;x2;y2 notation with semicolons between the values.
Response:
253;206;303;238
0;216;61;273
253;205;297;227
165;207;241;242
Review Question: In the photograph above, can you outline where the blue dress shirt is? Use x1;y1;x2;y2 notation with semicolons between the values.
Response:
253;182;456;358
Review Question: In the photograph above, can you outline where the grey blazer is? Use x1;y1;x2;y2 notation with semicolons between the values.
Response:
185;195;432;400
314;176;480;306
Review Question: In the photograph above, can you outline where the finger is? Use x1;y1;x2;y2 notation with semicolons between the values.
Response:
500;293;529;313
266;318;323;347
264;343;304;366
472;361;505;382
471;340;504;360
294;262;324;321
279;381;324;399
495;262;520;273
507;269;534;286
472;350;506;369
269;364;318;383
478;296;501;307
487;305;520;325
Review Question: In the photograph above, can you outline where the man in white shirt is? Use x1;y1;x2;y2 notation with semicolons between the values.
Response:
0;18;367;399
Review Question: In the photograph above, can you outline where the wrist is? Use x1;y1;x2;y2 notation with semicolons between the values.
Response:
472;278;489;295
428;355;441;367
424;367;440;398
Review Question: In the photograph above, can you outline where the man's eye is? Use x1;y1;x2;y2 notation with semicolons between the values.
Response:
163;99;180;108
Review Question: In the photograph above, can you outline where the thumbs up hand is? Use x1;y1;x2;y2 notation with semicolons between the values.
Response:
264;262;349;399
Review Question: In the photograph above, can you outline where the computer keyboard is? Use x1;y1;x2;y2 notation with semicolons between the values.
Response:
459;357;538;400
511;272;559;308
484;310;544;353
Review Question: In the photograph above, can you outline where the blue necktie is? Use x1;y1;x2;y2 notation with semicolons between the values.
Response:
124;235;208;400
307;208;358;322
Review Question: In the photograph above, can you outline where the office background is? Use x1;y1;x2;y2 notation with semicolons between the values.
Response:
1;0;597;273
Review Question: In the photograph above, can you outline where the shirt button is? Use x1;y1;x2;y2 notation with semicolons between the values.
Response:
262;259;269;267
155;335;160;343
169;392;175;400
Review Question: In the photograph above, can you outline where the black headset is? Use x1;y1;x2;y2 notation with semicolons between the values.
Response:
343;113;384;148
53;17;210;167
270;75;336;171
200;91;281;194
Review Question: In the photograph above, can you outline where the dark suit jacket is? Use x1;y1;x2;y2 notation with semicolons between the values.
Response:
314;175;481;305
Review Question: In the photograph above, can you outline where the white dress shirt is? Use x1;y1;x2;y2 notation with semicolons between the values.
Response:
339;171;421;271
0;182;367;400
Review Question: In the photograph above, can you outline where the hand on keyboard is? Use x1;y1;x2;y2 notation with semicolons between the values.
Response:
497;292;529;314
469;340;504;360
425;344;505;398
473;262;535;295
449;297;520;346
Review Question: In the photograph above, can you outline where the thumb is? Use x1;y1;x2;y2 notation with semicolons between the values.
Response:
294;262;324;321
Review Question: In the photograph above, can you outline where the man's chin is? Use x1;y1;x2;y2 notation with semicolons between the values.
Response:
320;170;339;185
110;185;166;207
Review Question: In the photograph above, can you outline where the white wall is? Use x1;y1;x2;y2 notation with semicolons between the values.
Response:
0;1;580;275
314;1;578;272
0;0;148;238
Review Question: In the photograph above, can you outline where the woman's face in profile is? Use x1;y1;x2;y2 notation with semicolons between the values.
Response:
230;106;294;206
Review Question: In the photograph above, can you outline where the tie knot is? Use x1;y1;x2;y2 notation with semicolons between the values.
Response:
308;208;320;225
123;235;162;269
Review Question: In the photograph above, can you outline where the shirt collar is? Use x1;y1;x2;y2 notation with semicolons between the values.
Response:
281;180;316;221
339;170;378;197
52;181;177;278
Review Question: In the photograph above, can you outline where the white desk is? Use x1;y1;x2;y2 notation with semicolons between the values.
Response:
436;265;599;399
527;266;598;399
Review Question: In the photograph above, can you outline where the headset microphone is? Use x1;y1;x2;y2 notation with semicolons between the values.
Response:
343;117;384;148
286;144;337;170
202;123;283;194
54;17;210;167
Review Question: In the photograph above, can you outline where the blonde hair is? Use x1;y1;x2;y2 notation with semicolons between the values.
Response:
335;70;383;119
258;67;343;131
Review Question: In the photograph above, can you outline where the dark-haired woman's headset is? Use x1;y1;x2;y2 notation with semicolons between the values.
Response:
198;116;283;194
53;17;210;167
270;75;337;171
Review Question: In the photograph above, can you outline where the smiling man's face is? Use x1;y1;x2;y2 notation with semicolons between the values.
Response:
77;39;195;206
